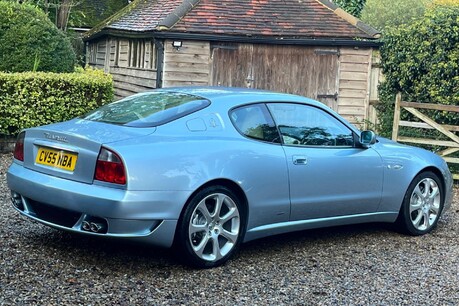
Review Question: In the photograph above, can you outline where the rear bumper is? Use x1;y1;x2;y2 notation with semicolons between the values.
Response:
7;162;192;247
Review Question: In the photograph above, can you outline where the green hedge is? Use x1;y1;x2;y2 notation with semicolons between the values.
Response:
0;68;113;136
377;4;459;137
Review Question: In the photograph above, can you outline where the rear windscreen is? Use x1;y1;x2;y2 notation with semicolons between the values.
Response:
82;91;210;127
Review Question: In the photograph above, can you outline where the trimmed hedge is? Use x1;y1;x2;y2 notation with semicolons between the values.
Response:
0;1;75;72
0;68;113;136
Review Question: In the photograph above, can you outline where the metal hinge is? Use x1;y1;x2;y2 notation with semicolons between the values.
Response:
317;92;338;100
314;49;340;56
211;43;238;50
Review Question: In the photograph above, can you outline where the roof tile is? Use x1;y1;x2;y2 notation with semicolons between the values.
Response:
99;0;378;40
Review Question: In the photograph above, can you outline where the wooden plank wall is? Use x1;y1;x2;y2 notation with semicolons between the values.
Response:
110;66;157;100
163;40;211;87
251;45;339;111
87;38;157;100
87;38;379;125
368;50;383;128
337;47;372;127
108;38;157;100
211;44;340;110
211;43;253;88
87;39;107;70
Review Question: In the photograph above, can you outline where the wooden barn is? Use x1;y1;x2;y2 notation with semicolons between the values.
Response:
84;0;381;126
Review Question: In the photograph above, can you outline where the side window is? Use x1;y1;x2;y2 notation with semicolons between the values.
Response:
267;103;354;147
230;104;280;143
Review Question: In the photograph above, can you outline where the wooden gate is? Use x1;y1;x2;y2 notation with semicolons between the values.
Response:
211;43;339;110
392;93;459;180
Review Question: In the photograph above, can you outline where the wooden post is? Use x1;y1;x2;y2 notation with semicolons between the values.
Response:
392;92;402;141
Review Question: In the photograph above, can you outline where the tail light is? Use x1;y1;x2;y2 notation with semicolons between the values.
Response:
13;132;25;161
94;147;126;185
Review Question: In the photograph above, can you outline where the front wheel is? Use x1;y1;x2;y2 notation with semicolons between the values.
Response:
176;186;245;268
396;171;444;235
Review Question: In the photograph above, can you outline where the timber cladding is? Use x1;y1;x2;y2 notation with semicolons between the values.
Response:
210;43;375;126
163;40;211;87
87;38;379;127
88;38;158;100
211;43;340;111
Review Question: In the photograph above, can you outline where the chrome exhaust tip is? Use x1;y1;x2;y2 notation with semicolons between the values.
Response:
81;217;107;233
10;192;24;211
90;222;103;233
82;221;91;231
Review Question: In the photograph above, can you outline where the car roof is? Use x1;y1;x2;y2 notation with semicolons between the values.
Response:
156;86;325;109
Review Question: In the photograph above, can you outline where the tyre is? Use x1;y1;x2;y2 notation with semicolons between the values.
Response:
176;185;245;268
396;171;444;236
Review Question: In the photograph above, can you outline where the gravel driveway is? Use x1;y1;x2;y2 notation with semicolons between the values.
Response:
1;153;458;305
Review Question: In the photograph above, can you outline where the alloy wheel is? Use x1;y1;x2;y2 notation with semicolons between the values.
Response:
409;177;441;231
188;193;240;262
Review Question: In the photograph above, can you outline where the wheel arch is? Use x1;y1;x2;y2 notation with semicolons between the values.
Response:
416;166;446;199
175;178;249;240
395;166;445;235
397;166;446;216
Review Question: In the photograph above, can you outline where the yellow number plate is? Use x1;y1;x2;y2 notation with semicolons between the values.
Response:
36;147;78;171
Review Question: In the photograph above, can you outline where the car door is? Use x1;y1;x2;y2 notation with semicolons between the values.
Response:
267;103;384;221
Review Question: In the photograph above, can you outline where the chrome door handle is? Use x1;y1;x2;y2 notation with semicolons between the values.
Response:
293;155;308;165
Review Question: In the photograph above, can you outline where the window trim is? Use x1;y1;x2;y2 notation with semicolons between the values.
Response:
229;103;282;145
266;102;357;148
229;101;359;148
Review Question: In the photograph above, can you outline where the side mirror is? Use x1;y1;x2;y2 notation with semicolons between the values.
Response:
359;130;376;149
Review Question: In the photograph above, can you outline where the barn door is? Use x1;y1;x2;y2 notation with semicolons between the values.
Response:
211;43;253;88
250;45;339;110
211;43;340;111
311;48;340;110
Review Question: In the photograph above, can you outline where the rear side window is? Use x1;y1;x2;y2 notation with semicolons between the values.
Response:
230;104;280;143
82;91;210;127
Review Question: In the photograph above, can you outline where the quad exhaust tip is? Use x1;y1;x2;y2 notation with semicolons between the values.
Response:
10;192;24;211
81;220;107;233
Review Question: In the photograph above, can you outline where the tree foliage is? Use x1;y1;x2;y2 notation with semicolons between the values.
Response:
376;5;459;137
333;0;366;18
5;0;130;29
0;1;75;72
432;0;459;5
70;0;129;28
361;0;431;31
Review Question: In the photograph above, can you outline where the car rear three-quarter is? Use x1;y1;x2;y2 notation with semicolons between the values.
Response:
7;91;216;248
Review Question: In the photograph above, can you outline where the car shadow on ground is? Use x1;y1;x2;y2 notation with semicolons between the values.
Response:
21;220;395;269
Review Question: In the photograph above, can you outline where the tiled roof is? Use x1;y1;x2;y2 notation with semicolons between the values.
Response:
88;0;379;40
172;0;375;39
107;0;183;31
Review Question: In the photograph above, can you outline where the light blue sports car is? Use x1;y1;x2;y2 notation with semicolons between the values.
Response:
7;87;454;268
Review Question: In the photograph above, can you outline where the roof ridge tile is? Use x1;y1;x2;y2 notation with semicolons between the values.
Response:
157;0;201;30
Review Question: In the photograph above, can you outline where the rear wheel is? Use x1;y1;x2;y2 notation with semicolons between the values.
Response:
177;186;245;268
397;171;444;235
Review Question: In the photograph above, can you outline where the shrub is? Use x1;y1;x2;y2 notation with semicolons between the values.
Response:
361;0;431;31
333;0;366;18
0;68;113;136
0;1;75;72
377;5;459;137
